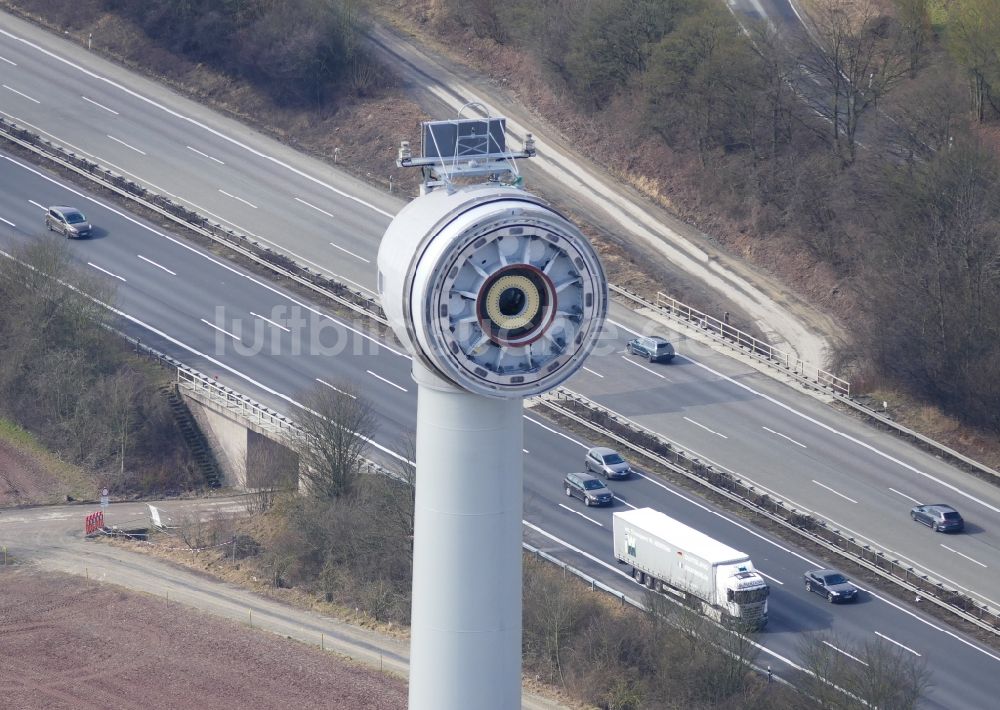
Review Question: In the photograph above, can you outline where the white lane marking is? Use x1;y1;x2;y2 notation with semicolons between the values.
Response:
523;449;530;454
826;514;1000;610
874;631;921;657
522;520;821;678
3;83;39;103
683;416;728;439
0;216;14;227
2;109;97;163
315;378;357;399
175;195;375;295
136;254;176;276
27;199;46;210
12;226;999;667
295;197;334;217
107;134;146;154
762;426;806;448
0;55;16;65
620;355;666;379
0;27;395;219
812;480;858;504
187;146;225;164
81;96;118;114
889;487;922;505
582;366;604;378
250;311;291;333
682;354;1000;515
200;318;241;342
366;369;408;393
941;544;987;568
0;107;377;296
757;570;783;585
606;318;641;336
822;641;869;666
558;503;603;527
561;462;1000;665
613;496;637;509
524;415;589;448
329;241;371;263
7;152;400;358
87;262;126;282
218;189;257;208
0;257;399;468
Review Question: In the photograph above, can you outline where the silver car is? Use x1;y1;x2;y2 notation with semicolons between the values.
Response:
46;205;92;239
585;446;632;479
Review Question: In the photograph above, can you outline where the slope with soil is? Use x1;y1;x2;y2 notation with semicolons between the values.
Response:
0;566;406;710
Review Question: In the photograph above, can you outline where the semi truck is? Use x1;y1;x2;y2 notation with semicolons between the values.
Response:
613;508;769;629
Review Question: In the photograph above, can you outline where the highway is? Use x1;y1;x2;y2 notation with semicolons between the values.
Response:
2;14;1000;616
2;155;1000;707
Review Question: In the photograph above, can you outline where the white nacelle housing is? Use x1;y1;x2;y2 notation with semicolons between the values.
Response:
378;184;607;398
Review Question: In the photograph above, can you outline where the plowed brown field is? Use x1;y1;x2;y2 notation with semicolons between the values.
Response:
0;567;406;710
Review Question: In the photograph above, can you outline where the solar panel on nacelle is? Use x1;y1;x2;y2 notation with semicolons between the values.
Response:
421;117;507;159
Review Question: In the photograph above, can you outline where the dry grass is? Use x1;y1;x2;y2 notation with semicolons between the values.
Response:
0;419;94;506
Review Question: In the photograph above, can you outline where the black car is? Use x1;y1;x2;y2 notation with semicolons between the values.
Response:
804;569;859;603
564;472;613;507
910;504;965;533
625;336;674;363
46;205;92;239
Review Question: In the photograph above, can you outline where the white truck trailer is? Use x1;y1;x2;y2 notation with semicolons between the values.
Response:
613;508;769;628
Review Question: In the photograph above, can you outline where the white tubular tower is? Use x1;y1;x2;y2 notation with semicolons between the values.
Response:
378;111;607;710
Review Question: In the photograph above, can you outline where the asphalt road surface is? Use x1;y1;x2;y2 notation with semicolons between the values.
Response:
2;157;1000;707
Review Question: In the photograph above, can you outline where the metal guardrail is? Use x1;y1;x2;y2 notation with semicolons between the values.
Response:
118;332;395;481
610;285;1000;483
0;116;387;325
646;288;849;396
833;395;1000;481
6;110;995;484
539;387;1000;636
8;93;1000;631
176;368;299;440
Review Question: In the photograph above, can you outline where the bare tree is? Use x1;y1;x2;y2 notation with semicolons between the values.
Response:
800;0;911;164
522;555;598;684
244;440;298;514
946;0;1000;122
798;631;932;709
294;382;376;500
850;635;932;710
797;632;851;708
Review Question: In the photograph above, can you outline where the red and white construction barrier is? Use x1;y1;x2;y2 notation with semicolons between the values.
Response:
84;511;104;535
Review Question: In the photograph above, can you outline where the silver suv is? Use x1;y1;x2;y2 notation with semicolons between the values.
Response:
585;446;632;479
46;206;92;239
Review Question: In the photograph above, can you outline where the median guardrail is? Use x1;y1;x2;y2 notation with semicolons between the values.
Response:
609;285;1000;484
7;106;1000;635
0;116;387;325
537;387;1000;636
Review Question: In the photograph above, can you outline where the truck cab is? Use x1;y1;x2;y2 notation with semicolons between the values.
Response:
721;565;769;628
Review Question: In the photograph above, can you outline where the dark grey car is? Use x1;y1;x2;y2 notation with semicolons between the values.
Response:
626;336;674;363
911;504;964;533
564;472;613;507
46;206;92;239
585;446;632;479
804;569;859;603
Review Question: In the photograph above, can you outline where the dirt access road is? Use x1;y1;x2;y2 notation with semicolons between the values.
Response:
0;499;565;710
367;21;844;369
